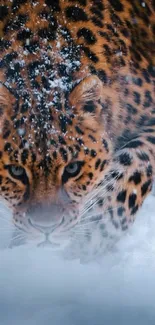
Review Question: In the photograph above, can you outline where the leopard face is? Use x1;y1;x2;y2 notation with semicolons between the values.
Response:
0;76;112;244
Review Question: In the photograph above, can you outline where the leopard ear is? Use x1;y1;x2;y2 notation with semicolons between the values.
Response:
69;75;103;108
0;83;15;132
0;83;15;115
0;83;15;114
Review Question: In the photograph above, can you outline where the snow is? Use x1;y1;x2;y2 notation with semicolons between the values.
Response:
1;194;155;325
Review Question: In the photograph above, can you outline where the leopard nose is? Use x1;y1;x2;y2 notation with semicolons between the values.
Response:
28;217;65;234
27;204;64;229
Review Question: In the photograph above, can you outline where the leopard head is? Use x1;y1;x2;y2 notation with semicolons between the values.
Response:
0;76;112;246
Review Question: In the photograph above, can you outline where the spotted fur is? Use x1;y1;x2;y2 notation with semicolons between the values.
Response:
0;0;155;247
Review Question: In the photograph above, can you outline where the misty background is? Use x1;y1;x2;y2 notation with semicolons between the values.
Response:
1;194;155;325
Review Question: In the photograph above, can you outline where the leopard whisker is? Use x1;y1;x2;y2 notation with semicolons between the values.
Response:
74;219;104;230
10;233;26;242
80;173;120;216
81;206;120;222
71;229;91;236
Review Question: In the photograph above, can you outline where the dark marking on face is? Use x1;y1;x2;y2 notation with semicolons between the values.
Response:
91;16;103;28
4;143;13;153
17;29;32;41
75;126;84;135
90;149;97;158
132;77;143;87
125;140;143;149
110;12;123;26
3;129;11;139
65;6;88;21
97;198;104;207
143;91;152;108
137;152;149;161
126;103;137;115
58;136;66;145
38;25;57;41
4;14;28;33
88;172;93;180
142;69;151;83
131;205;138;216
146;165;152;177
117;206;125;217
117;190;126;203
108;207;119;228
115;130;139;150
23;185;30;202
95;159;101;170
59;147;68;163
148;64;155;78
102;139;109;152
88;134;96;143
83;101;96;113
74;144;81;152
45;0;60;11
133;91;141;105
0;5;9;21
143;128;155;133
108;170;124;180
141;179;152;196
147;136;155;145
11;0;28;12
128;193;137;209
109;0;124;11
21;149;29;165
129;171;141;185
146;118;155;127
59;114;67;133
52;151;57;160
90;5;104;19
106;184;114;192
76;138;84;146
77;28;97;44
100;160;107;172
118;152;132;166
97;69;108;83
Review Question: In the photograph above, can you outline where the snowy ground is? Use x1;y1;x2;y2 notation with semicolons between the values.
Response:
1;194;155;325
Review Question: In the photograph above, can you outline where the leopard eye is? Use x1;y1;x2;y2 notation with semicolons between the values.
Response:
6;165;28;185
65;162;79;175
9;165;25;177
62;161;84;183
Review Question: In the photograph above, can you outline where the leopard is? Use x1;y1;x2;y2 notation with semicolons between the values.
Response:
0;0;155;251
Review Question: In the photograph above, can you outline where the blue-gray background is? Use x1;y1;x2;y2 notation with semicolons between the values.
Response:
0;195;155;325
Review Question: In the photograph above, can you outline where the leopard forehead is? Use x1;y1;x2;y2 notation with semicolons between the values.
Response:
0;110;109;167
